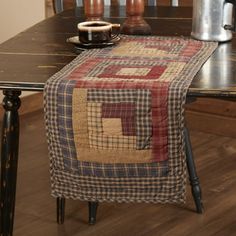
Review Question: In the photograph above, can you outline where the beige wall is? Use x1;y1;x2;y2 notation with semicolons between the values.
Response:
0;0;45;43
0;0;45;98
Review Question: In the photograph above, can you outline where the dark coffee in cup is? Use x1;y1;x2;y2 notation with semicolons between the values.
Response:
78;21;120;44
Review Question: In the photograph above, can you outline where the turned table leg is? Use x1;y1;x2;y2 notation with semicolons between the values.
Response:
57;197;65;224
0;90;21;236
88;202;99;225
184;126;203;213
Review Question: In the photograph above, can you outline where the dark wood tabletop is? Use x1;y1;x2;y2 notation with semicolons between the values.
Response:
0;6;235;97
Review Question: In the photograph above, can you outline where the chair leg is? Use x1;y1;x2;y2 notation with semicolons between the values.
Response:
57;197;65;224
88;201;99;225
184;127;204;214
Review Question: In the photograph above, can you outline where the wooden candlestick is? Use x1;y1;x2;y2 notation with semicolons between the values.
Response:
121;0;151;35
84;0;104;21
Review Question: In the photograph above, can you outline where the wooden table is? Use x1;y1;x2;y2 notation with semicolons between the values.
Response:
0;6;235;236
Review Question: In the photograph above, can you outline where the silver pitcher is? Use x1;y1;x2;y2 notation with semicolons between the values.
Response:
191;0;236;42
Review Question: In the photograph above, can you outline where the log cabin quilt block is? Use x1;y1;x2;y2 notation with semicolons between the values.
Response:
44;36;217;203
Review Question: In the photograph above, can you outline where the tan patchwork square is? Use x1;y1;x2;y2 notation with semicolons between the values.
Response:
112;42;168;57
116;68;151;76
102;118;123;136
158;62;186;82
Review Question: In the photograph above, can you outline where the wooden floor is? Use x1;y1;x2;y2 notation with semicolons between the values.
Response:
12;109;236;236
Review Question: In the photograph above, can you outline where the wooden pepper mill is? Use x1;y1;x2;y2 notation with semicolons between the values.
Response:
121;0;151;35
84;0;104;21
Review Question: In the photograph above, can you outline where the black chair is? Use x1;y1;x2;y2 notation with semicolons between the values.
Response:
53;0;179;14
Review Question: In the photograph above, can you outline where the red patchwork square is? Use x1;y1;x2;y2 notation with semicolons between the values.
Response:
98;65;166;80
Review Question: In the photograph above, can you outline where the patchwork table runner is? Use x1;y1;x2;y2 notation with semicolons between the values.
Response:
44;36;217;204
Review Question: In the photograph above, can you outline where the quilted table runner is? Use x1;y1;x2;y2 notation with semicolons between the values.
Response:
44;36;217;204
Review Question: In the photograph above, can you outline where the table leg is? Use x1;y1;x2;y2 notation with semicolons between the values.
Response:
88;202;99;225
0;90;21;236
57;197;65;224
184;126;204;213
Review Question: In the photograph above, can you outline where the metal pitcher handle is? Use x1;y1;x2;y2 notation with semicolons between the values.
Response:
224;0;236;31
